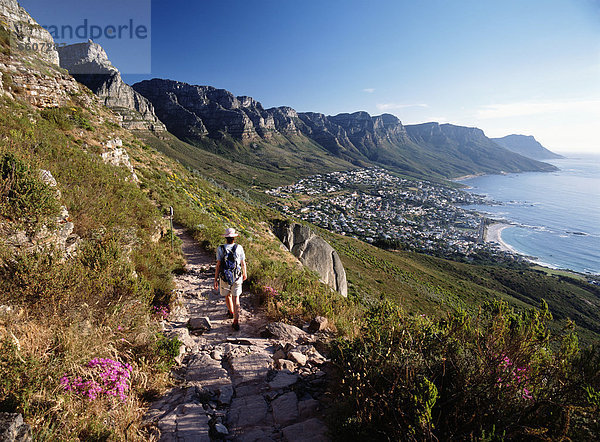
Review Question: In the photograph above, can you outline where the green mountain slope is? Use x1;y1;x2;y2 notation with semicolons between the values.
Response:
320;230;600;342
405;123;558;175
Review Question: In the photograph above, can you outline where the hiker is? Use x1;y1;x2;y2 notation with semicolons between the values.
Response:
214;227;247;331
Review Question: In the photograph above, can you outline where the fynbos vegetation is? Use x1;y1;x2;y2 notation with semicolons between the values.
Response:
331;301;600;440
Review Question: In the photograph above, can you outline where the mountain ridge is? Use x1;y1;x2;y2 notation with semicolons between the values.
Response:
132;77;557;180
492;134;564;160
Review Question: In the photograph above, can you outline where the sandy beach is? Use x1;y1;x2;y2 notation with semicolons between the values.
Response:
484;223;519;254
451;173;485;182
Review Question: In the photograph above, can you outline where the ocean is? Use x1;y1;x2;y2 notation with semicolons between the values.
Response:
460;154;600;275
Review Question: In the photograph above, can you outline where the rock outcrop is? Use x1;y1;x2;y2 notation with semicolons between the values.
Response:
0;0;82;107
57;41;166;132
0;413;31;442
1;170;79;258
101;138;139;182
0;0;59;65
132;79;406;157
274;221;348;297
492;134;564;160
133;79;282;141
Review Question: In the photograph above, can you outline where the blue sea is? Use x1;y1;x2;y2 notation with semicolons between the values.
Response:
461;154;600;275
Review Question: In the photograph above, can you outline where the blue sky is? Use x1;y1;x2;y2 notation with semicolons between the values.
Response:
21;0;600;153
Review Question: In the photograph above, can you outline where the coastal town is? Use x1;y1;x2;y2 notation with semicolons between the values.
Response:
267;168;523;262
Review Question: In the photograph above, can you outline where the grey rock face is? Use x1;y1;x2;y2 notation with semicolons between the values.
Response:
274;222;348;297
272;392;299;426
0;412;31;442
57;41;166;132
133;79;283;141
133;79;408;159
0;0;59;65
227;394;268;430
101;138;139;182
268;370;299;389
2;170;79;258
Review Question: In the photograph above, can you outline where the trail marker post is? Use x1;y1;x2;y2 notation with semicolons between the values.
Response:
169;206;174;251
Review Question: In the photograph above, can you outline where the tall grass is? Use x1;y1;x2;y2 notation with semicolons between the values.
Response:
0;96;182;439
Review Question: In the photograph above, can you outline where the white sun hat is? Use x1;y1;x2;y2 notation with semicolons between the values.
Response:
223;227;239;237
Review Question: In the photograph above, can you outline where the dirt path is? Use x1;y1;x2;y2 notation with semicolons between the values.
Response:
145;226;331;442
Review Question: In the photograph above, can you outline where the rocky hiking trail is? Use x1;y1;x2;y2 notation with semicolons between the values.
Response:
145;227;332;442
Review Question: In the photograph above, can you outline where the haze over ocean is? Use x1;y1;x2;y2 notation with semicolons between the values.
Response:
461;155;600;275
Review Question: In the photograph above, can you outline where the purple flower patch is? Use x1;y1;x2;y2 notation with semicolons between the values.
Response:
61;358;133;402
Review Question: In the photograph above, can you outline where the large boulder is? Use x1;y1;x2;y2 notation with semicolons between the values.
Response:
274;221;347;297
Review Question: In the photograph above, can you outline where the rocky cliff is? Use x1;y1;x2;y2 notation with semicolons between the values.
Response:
273;221;348;297
133;78;556;178
0;0;58;65
133;79;284;141
492;134;563;160
132;78;410;160
57;41;165;132
0;0;82;108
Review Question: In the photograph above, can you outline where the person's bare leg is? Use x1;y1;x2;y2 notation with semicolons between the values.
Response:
233;296;240;324
225;294;234;315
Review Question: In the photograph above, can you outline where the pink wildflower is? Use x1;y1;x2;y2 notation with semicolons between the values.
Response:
60;358;133;402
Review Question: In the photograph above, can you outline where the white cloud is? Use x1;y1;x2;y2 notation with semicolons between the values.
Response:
376;103;429;111
362;88;376;93
476;99;600;119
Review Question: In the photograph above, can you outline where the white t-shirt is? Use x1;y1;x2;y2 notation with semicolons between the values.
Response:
216;243;246;269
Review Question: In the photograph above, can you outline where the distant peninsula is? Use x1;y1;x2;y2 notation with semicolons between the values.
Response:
492;134;564;160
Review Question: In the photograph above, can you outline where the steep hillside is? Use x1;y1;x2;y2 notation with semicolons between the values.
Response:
492;134;564;160
1;2;598;440
0;12;353;438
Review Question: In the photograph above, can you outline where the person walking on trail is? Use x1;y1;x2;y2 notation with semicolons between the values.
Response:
214;228;247;331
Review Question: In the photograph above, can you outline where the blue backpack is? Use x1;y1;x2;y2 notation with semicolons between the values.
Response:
220;244;241;285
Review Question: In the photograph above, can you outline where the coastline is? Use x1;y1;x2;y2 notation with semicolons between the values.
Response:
484;222;519;254
483;221;593;275
451;172;486;181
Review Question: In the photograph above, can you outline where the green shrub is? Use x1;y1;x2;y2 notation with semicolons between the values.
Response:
40;107;73;131
155;334;182;368
0;24;11;55
0;152;59;231
330;300;600;440
70;108;95;131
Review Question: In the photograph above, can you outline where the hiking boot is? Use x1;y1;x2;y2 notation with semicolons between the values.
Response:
232;322;240;331
226;310;234;319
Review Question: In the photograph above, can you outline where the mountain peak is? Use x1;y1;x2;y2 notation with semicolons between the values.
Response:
57;42;165;132
57;40;117;75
